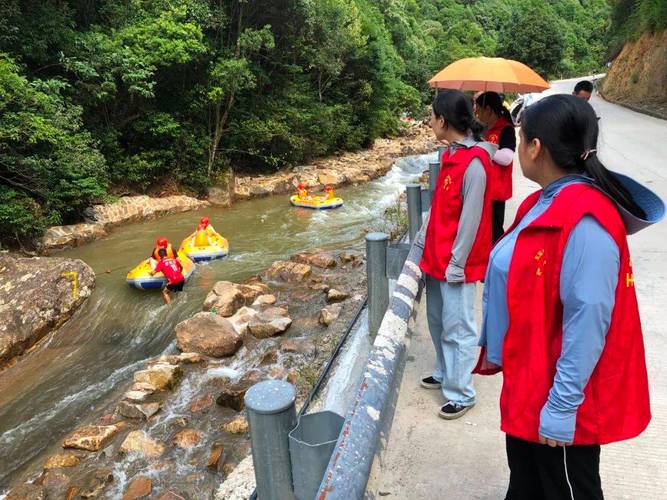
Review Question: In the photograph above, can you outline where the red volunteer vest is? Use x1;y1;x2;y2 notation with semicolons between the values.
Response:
475;184;650;445
420;145;493;282
485;117;514;201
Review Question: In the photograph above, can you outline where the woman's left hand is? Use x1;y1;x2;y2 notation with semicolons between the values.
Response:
539;435;571;447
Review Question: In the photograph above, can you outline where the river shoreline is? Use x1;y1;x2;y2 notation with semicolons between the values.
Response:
40;124;435;254
2;249;369;498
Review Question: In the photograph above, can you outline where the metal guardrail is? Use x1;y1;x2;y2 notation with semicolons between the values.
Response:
316;220;426;499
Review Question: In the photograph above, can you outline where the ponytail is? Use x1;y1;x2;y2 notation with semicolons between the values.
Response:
432;90;485;141
522;94;645;219
475;92;514;125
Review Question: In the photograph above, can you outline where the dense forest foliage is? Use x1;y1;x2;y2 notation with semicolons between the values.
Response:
1;0;612;244
608;0;667;48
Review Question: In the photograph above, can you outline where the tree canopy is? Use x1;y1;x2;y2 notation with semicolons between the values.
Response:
0;0;615;246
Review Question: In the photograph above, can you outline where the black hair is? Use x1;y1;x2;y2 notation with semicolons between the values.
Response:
475;91;513;124
432;90;485;141
521;94;645;218
158;248;167;258
574;80;594;94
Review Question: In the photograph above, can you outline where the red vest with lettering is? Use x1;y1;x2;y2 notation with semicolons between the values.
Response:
419;145;493;282
485;184;650;445
485;117;514;201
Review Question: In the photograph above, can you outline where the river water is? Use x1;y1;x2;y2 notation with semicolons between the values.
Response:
0;154;433;488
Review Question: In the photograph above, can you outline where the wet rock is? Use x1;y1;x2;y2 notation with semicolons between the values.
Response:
264;261;312;282
6;483;45;500
259;346;279;366
42;471;71;498
291;252;337;269
269;366;287;379
176;352;204;364
62;424;121;452
252;294;277;306
65;486;80;500
327;289;349;303
172;428;203;449
309;283;330;292
41;224;107;254
207;444;226;473
238;283;270;303
97;413;121;425
175;312;242;357
0;255;95;366
130;382;157;393
44;453;80;469
320;304;343;326
124;390;150;403
79;468;113;498
227;306;259;335
203;282;245;317
239;369;264;386
216;373;264;411
248;308;292;339
119;431;165;458
117;401;161;420
339;251;363;266
223;416;249;435
287;369;299;385
280;338;317;357
189;393;215;413
133;363;182;390
123;476;152;500
208;185;232;207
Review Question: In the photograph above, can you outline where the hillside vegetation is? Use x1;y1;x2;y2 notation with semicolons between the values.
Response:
0;0;611;245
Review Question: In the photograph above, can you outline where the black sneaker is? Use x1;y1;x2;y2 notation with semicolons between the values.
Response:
420;376;441;389
437;402;473;420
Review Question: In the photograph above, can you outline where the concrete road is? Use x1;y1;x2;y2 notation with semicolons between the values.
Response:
375;79;667;499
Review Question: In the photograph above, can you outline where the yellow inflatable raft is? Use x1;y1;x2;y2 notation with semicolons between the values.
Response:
126;251;195;290
290;194;344;210
179;228;230;262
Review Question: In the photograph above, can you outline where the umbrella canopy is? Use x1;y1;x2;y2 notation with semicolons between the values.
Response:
429;57;550;93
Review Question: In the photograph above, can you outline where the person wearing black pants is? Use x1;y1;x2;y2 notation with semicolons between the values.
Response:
474;92;516;243
505;435;603;500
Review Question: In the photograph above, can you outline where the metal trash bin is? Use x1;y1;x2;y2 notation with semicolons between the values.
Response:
288;411;345;500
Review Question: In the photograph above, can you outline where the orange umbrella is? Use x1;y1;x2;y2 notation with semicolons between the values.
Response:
429;57;550;93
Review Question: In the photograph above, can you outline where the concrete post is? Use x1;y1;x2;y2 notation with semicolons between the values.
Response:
428;161;440;194
406;184;422;243
366;232;389;337
245;380;297;500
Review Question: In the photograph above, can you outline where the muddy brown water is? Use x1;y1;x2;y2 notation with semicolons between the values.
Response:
0;154;432;493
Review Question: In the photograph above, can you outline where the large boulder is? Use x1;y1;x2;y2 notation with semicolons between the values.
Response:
41;224;107;254
203;281;245;317
123;476;152;500
62;424;122;452
0;255;95;366
175;312;242;357
264;261;312;282
227;306;259;335
248;307;292;339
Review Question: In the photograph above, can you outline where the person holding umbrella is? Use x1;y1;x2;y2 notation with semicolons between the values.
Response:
475;94;663;498
475;91;516;242
419;90;496;419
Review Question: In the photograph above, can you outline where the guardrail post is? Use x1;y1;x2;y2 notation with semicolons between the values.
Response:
406;184;422;243
245;380;297;500
428;161;440;194
366;232;389;338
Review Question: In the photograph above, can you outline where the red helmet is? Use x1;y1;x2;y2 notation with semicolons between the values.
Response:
157;237;169;248
200;216;209;226
325;185;333;191
297;183;305;189
196;224;206;231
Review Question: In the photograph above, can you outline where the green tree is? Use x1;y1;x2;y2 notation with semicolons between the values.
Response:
496;2;566;78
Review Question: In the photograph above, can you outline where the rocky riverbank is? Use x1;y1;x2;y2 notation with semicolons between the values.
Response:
0;255;95;369
40;123;435;254
3;249;366;499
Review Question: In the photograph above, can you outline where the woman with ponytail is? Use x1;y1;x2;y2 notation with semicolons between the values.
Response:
419;90;496;419
475;91;516;242
474;94;664;498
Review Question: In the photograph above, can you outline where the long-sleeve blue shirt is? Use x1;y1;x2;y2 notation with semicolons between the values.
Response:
480;175;620;442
